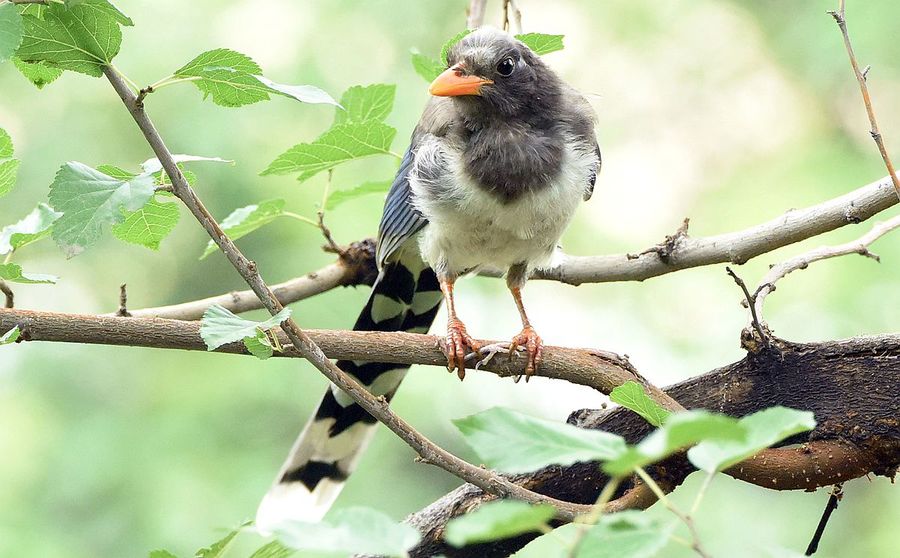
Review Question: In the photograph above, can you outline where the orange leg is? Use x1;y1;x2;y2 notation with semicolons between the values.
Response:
439;277;481;380
508;285;543;380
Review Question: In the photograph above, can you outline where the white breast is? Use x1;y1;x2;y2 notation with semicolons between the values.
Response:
409;133;597;277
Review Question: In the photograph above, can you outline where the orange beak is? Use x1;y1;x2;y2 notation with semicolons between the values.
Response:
429;64;493;97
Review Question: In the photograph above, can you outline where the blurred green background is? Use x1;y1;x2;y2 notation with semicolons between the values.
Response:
1;0;898;556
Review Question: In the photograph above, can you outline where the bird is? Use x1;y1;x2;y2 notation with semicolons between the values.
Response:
256;26;600;532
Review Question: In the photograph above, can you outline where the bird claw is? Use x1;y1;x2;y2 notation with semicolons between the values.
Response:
469;342;512;370
444;319;481;380
508;326;543;380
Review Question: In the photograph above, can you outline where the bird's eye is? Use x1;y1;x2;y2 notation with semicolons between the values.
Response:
496;56;516;77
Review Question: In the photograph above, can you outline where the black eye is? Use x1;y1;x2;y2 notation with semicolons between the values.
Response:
496;56;515;77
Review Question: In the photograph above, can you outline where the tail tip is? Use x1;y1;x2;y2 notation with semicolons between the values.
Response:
255;482;328;536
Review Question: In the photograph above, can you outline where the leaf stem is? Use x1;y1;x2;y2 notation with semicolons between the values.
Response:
567;476;622;557
108;64;139;93
635;468;710;558
281;212;320;228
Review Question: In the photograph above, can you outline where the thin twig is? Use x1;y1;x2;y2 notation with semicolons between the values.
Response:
100;64;616;523
116;283;131;317
726;267;771;349
0;281;13;309
828;1;900;201
753;214;900;324
805;484;843;556
635;468;710;558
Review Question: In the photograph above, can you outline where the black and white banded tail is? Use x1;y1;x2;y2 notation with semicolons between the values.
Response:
255;246;442;531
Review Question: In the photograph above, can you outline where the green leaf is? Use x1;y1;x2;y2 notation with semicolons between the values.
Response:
140;154;234;174
576;511;673;558
243;328;274;360
602;411;744;477
194;522;247;558
441;29;471;64
333;84;395;125
175;48;268;107
515;33;565;56
326;180;391;210
410;50;444;82
17;1;125;77
1;326;21;346
248;541;293;558
0;2;23;63
261;121;396;180
454;407;627;474
200;198;285;259
12;56;64;89
49;162;156;257
199;304;291;351
65;0;133;27
148;551;178;558
445;501;556;547
0;262;58;284
610;381;671;427
0;203;63;254
0;127;20;199
253;74;339;106
111;194;180;250
275;507;420;557
688;407;817;473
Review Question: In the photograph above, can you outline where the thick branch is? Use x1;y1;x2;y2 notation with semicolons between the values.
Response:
531;176;896;285
405;334;900;557
116;240;377;320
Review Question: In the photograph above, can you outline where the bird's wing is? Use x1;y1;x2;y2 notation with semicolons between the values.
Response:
561;86;602;202
375;145;428;267
584;141;601;202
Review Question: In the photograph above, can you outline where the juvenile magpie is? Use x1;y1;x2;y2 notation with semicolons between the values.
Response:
256;27;600;531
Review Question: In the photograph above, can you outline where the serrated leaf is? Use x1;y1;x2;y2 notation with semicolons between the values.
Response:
0;127;19;198
333;84;395;125
140;154;234;174
174;48;267;107
576;511;673;558
441;29;471;64
17;1;124;77
148;551;178;558
1;326;21;346
262;121;396;180
199;305;291;351
12;56;63;89
200;198;285;259
0;203;62;254
445;501;556;547
602;411;744;477
244;328;274;360
515;33;564;56
248;541;293;558
610;381;671;427
65;0;133;27
112;194;179;250
0;2;23;63
688;407;817;473
97;163;197;187
275;507;420;557
454;407;627;474
410;50;444;82
194;522;248;558
0;262;58;284
253;74;339;106
326;180;391;210
48;162;156;257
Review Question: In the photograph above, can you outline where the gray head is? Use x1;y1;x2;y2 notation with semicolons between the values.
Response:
430;27;563;123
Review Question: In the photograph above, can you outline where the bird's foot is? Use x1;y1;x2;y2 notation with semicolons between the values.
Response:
508;326;543;380
444;318;481;380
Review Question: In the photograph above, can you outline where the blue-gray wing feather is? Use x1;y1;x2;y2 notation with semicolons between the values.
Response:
376;146;428;266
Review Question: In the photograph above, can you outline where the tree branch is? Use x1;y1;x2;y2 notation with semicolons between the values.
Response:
114;240;377;320
828;1;900;200
753;213;900;325
466;0;488;29
99;65;641;522
404;333;900;557
530;175;896;285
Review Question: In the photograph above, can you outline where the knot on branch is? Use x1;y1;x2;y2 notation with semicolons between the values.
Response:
627;218;690;263
339;238;378;287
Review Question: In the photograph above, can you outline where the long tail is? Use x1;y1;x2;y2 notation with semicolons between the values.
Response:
256;247;442;532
